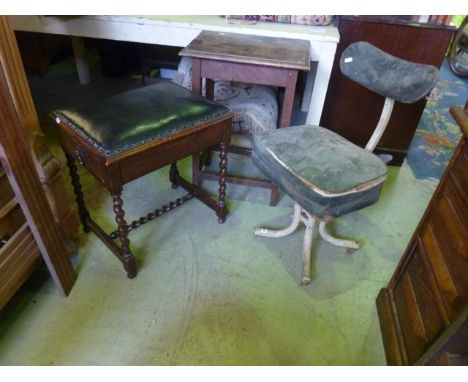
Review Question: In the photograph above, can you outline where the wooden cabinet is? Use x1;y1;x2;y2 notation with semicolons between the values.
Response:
320;16;455;166
0;16;76;307
376;105;468;365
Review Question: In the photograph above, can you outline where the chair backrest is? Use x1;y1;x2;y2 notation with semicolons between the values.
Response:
339;41;439;151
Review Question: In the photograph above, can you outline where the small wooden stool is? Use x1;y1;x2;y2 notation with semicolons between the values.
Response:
52;81;233;278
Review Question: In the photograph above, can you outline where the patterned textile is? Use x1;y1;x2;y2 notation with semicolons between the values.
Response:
290;15;333;25
224;15;333;26
173;57;278;136
407;58;467;180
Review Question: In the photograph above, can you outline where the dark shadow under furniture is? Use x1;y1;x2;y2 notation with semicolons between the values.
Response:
321;16;455;166
52;81;233;278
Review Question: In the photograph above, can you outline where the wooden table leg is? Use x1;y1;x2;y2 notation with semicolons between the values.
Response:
192;152;202;187
64;152;91;233
269;69;299;204
217;141;228;223
269;186;279;206
190;58;204;188
70;36;91;85
206;78;215;100
279;70;299;128
111;191;136;278
169;162;179;189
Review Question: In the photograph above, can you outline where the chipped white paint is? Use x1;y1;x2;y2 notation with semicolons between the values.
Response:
318;221;359;250
254;202;360;285
300;213;316;285
253;202;302;238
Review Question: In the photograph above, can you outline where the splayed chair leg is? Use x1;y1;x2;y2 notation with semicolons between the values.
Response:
254;202;302;238
318;221;359;254
254;203;318;285
300;214;316;285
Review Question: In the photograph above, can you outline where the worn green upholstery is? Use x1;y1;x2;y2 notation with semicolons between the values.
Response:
252;125;388;218
51;81;230;157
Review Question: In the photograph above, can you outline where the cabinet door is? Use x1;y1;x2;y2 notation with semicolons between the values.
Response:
392;242;446;364
420;144;468;320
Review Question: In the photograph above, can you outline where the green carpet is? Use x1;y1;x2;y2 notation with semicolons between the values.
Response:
0;157;437;365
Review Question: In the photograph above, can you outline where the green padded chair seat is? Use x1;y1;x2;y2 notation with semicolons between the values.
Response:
51;81;230;157
252;125;388;218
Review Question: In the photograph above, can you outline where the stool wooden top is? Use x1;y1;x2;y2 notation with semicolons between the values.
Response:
180;30;310;71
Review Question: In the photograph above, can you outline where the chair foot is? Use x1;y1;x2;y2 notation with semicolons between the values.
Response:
300;277;312;286
318;221;360;252
124;256;137;278
254;203;318;285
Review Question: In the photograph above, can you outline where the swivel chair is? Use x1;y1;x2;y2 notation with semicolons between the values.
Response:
252;41;439;285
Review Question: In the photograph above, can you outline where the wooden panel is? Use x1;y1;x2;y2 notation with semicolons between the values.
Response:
201;59;233;80
57;130;111;189
425;317;468;365
448;172;468;220
0;223;42;310
0;199;26;239
393;271;428;364
320;16;454;165
419;184;468;319
440;179;468;258
449;142;468;204
376;288;407;365
201;60;290;87
0;167;15;209
421;225;462;317
118;118;232;185
393;244;445;364
231;62;290;87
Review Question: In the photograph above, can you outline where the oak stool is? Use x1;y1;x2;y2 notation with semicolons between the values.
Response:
52;81;233;278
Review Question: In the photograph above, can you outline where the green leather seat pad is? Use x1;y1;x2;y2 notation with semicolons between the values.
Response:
252;125;387;195
51;81;230;157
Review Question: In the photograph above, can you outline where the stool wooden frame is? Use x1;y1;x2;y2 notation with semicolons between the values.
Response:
56;112;233;278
